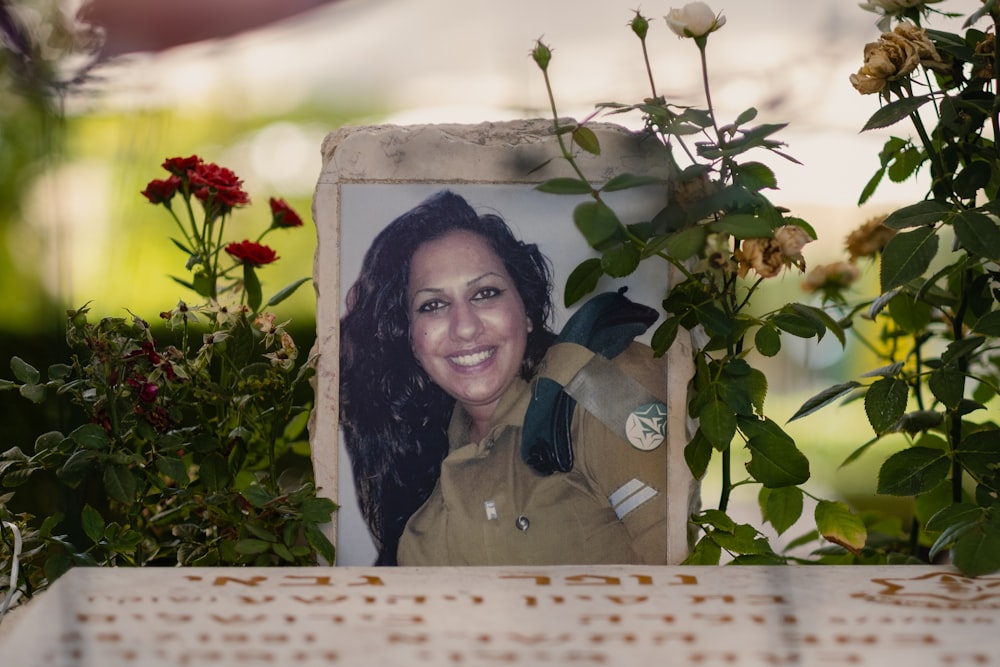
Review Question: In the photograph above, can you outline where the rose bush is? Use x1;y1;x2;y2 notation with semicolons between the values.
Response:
535;0;1000;576
1;157;333;603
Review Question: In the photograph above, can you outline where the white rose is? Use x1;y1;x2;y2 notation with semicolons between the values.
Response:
665;2;726;39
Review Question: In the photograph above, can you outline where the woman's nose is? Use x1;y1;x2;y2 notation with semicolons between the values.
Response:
449;302;483;340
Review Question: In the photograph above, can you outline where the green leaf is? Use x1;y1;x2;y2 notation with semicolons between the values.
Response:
684;430;712;480
600;243;640;278
861;93;935;131
244;263;262;314
70;423;110;450
691;509;737;532
711;523;774;555
925;502;983;532
682;535;723;565
887;291;931;334
876;447;950;495
57;449;97;488
881;200;950;229
155;456;189;487
759;486;803;536
754;325;781;357
745;433;810;488
707;214;774;239
601;173;663;192
301;497;338;523
572;126;600;155
699;400;737;451
952;523;1000;577
103;464;137;505
973;311;1000;336
880;226;939;293
956;430;1000;478
662;225;708;261
33;430;66;453
574;201;622;250
304;521;336;564
650;316;681;357
789;381;861;422
732;161;777;191
953;210;1000;258
81;504;105;544
564;258;602;307
198;453;230;492
235;538;272;555
814;500;867;555
865;377;908;434
928;366;965;410
536;177;593;195
10;356;40;384
266;277;312;307
770;312;821;339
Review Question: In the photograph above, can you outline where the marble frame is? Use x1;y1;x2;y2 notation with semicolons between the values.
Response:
309;120;697;566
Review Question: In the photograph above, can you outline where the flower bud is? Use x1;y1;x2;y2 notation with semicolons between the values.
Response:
532;40;552;71
630;12;650;40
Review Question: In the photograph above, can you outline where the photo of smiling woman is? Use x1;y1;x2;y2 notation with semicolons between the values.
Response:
339;189;673;566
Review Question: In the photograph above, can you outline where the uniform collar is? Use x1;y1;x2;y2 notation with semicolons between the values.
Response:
446;376;531;454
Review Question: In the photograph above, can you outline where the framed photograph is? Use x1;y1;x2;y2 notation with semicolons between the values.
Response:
310;120;697;566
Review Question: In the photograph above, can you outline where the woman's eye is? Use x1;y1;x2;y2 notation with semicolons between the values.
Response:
472;287;503;301
416;299;447;313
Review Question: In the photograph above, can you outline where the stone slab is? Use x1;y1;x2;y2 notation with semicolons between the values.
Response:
308;121;697;565
2;565;998;666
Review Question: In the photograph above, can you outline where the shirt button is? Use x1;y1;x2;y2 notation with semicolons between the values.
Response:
515;515;530;532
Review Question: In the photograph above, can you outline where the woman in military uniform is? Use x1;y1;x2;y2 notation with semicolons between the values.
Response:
339;190;672;566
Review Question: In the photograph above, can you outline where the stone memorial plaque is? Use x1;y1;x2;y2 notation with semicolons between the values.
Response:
309;120;698;565
2;565;998;665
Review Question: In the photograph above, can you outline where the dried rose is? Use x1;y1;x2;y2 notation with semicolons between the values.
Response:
665;2;726;39
269;197;304;228
774;225;813;271
736;238;784;279
846;214;895;260
225;240;278;266
803;261;862;302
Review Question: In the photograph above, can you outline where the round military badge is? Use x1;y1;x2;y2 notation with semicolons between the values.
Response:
625;402;666;451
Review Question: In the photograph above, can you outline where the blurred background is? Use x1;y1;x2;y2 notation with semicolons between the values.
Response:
1;0;986;561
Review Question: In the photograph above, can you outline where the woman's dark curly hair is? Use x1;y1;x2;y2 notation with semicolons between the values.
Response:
339;190;556;565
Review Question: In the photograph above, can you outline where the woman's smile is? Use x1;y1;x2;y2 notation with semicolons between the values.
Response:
407;230;529;433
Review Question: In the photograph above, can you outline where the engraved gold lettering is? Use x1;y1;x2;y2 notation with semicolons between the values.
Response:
76;613;116;623
502;575;551;586
565;575;621;586
579;614;622;625
630;574;654;586
388;632;429;644
588;632;637;645
670;574;698;586
834;634;877;645
210;576;268;587
386;595;427;605
291;595;351;604
508;632;573;645
238;596;276;605
348;575;385;587
651;632;696;645
605;595;648;605
690;595;735;604
281;575;332;586
688;651;738;664
209;614;268;625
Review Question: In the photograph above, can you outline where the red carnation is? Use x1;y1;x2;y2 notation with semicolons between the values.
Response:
190;162;250;211
162;155;201;177
225;240;278;266
141;175;182;204
269;197;303;228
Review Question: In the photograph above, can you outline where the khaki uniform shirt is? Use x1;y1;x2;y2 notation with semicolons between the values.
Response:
397;341;670;566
